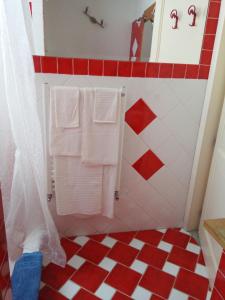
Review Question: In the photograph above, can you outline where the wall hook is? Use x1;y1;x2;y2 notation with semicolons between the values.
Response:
188;5;197;26
170;9;179;29
83;6;104;28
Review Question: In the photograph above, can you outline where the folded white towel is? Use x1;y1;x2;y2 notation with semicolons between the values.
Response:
49;87;82;156
54;156;103;216
82;88;121;165
53;86;80;128
94;88;118;123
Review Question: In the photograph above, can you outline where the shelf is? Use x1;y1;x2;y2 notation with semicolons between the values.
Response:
204;218;225;249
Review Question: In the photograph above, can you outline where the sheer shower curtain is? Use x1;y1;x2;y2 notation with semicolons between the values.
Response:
0;0;66;266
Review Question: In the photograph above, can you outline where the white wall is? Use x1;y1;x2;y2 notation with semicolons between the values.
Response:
31;0;45;55
150;0;209;64
43;0;152;59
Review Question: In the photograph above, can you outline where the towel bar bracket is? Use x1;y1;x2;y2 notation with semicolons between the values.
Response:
115;191;120;201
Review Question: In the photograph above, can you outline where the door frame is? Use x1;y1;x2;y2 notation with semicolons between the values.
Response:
184;0;225;230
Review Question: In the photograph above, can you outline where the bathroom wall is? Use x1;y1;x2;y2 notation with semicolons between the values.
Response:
35;68;207;236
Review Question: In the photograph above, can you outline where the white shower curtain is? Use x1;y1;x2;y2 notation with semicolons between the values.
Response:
0;0;66;266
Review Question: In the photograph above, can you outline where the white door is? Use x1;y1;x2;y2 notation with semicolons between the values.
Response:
150;0;209;64
199;98;225;286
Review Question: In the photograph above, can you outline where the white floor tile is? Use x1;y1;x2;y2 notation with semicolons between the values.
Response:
132;286;152;300
186;243;201;255
67;255;85;269
95;283;116;300
74;236;90;246
59;280;80;299
157;228;167;233
163;262;180;277
99;257;117;272
195;263;209;278
101;236;117;248
169;289;188;300
158;241;173;252
129;238;145;250
131;260;148;274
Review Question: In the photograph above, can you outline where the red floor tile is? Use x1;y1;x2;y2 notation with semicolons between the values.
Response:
214;270;225;298
77;240;110;264
61;238;81;260
39;285;68;300
138;244;168;269
109;231;137;244
168;246;198;271
72;289;101;300
211;287;224;300
107;242;139;266
112;291;132;300
136;230;163;246
105;264;141;296
175;268;209;300
139;266;175;298
71;261;108;293
88;234;107;242
42;263;75;289
150;295;164;300
163;229;190;248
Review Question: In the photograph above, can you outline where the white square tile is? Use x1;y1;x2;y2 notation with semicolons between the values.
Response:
186;243;201;255
158;241;173;253
157;228;166;233
95;283;116;300
163;262;180;277
74;236;89;246
179;229;191;236
67;255;85;269
129;239;145;250
99;257;117;272
101;236;117;248
169;289;188;300
195;263;209;278
131;260;148;274
206;290;212;300
132;286;152;300
59;280;80;299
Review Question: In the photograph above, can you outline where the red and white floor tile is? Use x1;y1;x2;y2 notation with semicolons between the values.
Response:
39;228;211;300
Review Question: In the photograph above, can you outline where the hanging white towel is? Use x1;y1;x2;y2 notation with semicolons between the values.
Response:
54;86;80;128
54;156;103;216
49;87;82;156
82;88;121;165
94;88;118;123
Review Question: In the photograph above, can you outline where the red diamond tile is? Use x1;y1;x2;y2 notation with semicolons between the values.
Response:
125;99;157;134
168;246;198;271
74;59;88;75
208;1;221;18
89;60;103;76
118;61;132;77
112;292;132;300
105;264;141;296
42;263;75;289
175;268;209;300
163;228;190;248
185;65;199;79
215;270;225;298
107;242;139;266
139;266;175;298
71;261;108;293
202;34;216;50
41;56;57;73
109;231;136;244
200;50;213;65
198;251;206;265
159;63;173;78
146;63;160;77
136;230;163;246
39;285;68;300
205;18;219;34
88;234;107;242
189;237;198;245
199;65;210;79
33;56;41;73
58;58;73;74
219;251;225;276
132;150;164;180
104;60;118;76
72;289;101;300
77;239;110;264
211;287;224;300
172;64;186;78
138;244;168;269
61;238;81;260
132;62;146;77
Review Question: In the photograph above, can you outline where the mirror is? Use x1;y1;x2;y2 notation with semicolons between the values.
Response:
35;0;210;64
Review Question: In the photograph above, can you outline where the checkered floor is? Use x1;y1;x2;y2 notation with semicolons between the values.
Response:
39;228;211;300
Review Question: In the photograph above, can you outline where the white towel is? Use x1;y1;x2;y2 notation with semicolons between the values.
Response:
54;156;103;216
54;86;79;128
94;88;118;123
82;88;121;165
49;87;81;156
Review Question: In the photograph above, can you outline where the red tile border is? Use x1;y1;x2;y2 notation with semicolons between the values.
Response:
33;0;220;80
